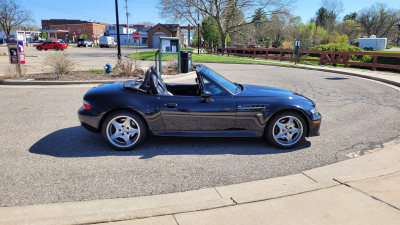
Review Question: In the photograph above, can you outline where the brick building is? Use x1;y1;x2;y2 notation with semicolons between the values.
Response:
49;22;108;42
147;24;181;48
41;19;89;30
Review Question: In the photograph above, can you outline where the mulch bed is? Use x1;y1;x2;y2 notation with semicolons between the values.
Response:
0;71;143;81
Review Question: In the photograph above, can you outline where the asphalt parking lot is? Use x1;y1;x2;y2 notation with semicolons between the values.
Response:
1;63;400;207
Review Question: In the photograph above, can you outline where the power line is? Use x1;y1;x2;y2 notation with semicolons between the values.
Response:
19;0;116;23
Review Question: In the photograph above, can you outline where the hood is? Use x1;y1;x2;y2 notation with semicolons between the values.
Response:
238;84;315;105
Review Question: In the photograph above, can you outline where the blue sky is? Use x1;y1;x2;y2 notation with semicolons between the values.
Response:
23;0;399;27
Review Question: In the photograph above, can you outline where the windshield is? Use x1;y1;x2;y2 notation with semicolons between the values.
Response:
201;67;240;94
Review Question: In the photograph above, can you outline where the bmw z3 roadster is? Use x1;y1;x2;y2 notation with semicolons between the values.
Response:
78;65;321;150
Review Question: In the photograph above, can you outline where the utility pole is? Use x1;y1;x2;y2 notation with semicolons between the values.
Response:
115;0;122;59
125;0;130;47
197;0;200;54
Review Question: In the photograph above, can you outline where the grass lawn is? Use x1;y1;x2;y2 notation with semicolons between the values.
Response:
387;45;399;48
129;49;289;65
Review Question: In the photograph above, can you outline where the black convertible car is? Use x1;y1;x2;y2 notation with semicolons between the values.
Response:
78;65;321;150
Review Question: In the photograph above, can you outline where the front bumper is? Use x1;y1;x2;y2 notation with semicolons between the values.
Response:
308;113;321;137
78;107;101;133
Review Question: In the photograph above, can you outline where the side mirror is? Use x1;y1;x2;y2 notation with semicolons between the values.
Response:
195;78;199;84
200;90;214;102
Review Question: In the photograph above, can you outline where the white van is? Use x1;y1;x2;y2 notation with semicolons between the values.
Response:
99;36;117;48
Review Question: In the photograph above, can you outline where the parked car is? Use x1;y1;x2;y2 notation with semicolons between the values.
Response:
77;39;93;47
78;65;322;151
36;41;68;51
99;36;117;48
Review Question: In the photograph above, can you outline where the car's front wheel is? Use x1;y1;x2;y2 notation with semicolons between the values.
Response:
37;46;42;51
265;111;306;149
101;110;146;151
54;47;59;51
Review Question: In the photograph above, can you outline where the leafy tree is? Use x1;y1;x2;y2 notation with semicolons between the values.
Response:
201;16;221;47
39;32;47;39
343;12;358;21
336;20;362;41
293;23;328;49
315;7;336;32
81;34;88;39
0;0;33;39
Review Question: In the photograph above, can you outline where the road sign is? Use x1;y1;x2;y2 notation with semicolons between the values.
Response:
133;32;140;40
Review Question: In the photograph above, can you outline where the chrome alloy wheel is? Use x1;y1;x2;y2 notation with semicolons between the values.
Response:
106;116;140;148
272;116;303;146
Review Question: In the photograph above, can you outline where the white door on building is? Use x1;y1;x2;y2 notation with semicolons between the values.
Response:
152;32;167;48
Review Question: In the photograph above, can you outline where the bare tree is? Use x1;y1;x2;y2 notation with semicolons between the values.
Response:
0;0;33;39
157;0;297;47
357;3;400;37
320;0;344;18
137;21;156;26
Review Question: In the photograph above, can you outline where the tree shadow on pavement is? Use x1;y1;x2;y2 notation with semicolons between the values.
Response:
29;126;311;159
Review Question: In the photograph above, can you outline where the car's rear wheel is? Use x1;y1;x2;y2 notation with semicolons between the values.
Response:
54;47;59;51
101;110;146;151
37;46;42;51
368;47;373;51
265;111;306;149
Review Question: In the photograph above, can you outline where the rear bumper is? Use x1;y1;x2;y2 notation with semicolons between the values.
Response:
78;107;100;133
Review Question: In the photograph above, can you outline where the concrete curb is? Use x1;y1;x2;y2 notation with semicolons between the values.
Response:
1;62;398;88
1;143;399;225
0;71;197;85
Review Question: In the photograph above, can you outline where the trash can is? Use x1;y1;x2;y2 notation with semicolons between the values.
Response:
180;51;192;73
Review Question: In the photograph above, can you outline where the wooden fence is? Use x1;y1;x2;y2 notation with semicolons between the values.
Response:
205;47;400;71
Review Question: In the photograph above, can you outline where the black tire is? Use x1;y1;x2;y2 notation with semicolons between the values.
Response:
77;45;80;47
363;47;368;50
101;110;147;151
54;47;59;51
368;47;373;51
44;49;48;51
100;45;103;48
37;46;42;51
265;111;307;149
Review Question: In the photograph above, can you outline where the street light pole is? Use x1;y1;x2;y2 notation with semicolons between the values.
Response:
197;0;200;54
115;0;122;59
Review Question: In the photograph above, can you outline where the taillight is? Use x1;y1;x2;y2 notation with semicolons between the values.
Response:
83;100;91;109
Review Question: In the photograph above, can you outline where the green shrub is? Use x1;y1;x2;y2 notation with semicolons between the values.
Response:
311;43;372;61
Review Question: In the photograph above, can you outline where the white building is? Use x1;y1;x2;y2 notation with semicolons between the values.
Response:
0;29;41;43
104;25;151;46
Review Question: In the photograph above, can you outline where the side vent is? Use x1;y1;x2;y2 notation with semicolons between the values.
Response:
237;104;268;110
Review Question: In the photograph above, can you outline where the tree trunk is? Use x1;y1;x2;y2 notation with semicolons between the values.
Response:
221;33;226;48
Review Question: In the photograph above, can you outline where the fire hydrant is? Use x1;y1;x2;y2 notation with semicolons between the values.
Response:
104;63;112;74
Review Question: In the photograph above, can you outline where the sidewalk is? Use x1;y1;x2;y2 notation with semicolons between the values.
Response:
1;142;399;225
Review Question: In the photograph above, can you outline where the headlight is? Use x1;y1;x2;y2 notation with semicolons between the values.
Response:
310;108;319;117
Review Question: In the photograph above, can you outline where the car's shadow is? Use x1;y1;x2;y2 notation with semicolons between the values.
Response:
29;126;311;159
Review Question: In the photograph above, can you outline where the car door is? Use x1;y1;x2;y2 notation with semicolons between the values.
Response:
158;78;236;131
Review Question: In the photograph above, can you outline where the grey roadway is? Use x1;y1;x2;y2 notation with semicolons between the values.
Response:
1;63;400;207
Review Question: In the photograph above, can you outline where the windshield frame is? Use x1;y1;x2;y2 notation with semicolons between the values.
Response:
199;66;241;95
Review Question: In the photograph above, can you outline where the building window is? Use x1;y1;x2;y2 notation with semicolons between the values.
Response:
56;28;59;31
142;37;147;44
68;28;71;33
78;28;81;33
84;29;86;34
45;27;47;30
101;29;103;33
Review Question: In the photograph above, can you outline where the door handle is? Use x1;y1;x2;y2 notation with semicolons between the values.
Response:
164;103;178;108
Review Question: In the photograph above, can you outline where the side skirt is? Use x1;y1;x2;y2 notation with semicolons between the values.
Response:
152;131;262;137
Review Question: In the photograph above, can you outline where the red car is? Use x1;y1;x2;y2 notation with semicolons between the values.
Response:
36;41;68;51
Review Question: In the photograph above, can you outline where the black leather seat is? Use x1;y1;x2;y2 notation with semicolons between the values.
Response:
149;67;172;96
